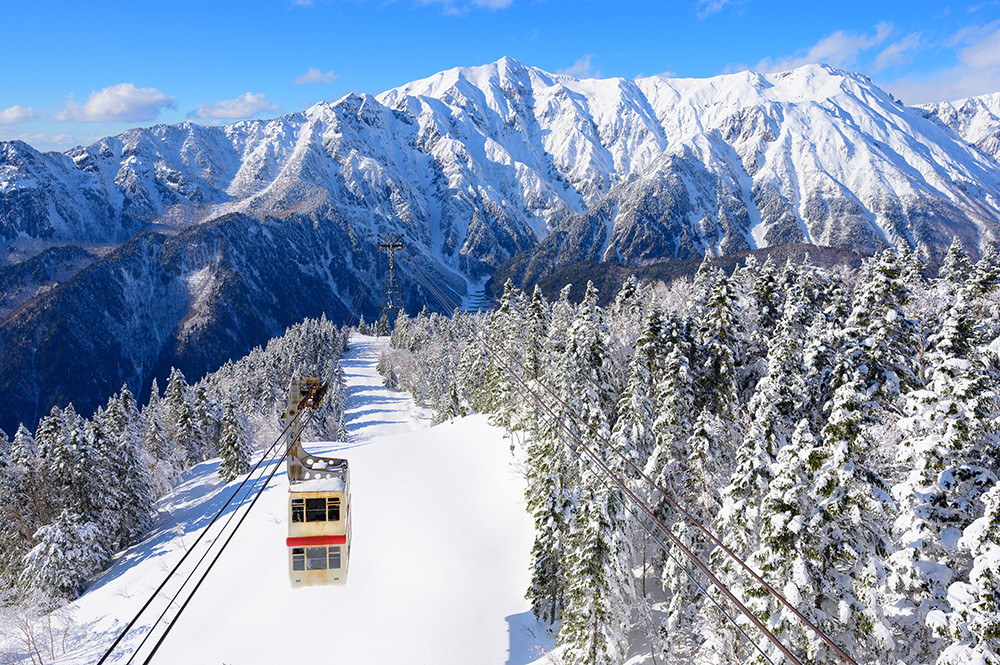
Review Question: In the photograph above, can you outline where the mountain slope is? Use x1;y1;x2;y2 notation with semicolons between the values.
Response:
4;59;1000;273
3;59;1000;431
0;336;551;665
920;92;1000;163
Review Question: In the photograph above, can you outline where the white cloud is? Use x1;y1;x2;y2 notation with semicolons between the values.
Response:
192;92;280;120
755;22;893;73
558;55;599;79
52;83;176;122
872;33;923;72
0;105;34;123
2;132;76;151
884;24;1000;103
292;67;339;85
696;0;733;18
961;26;1000;68
416;0;514;13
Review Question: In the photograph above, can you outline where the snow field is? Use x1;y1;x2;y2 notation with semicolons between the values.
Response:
12;335;552;664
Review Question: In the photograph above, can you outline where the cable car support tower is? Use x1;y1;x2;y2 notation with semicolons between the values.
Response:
377;233;405;328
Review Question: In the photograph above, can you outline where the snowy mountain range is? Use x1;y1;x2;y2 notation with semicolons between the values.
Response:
2;57;1000;432
920;92;1000;163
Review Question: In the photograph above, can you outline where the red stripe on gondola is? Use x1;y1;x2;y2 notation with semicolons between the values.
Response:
286;535;347;546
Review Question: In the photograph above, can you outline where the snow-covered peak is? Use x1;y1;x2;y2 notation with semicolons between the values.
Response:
920;92;1000;162
4;58;1000;283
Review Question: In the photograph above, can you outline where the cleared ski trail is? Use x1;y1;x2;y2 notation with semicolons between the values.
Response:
8;334;551;664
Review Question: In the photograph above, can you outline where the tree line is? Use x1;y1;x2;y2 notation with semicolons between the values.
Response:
379;239;1000;665
0;316;348;606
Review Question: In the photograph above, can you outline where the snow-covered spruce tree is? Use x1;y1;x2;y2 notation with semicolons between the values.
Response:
524;285;550;381
932;483;1000;665
162;367;204;468
524;284;593;626
972;245;1000;298
611;308;665;467
643;313;698;652
524;405;574;625
723;419;824;665
193;384;221;459
3;425;39;558
141;395;178;498
489;280;527;433
888;299;1000;663
607;308;664;647
662;409;722;636
938;237;975;286
847;248;919;400
557;283;633;665
645;313;696;522
19;508;108;600
805;363;896;663
0;428;16;587
457;311;503;416
44;405;105;525
522;289;580;626
710;283;815;658
748;255;783;350
218;396;252;482
560;458;636;665
693;269;743;418
99;386;154;550
607;275;648;385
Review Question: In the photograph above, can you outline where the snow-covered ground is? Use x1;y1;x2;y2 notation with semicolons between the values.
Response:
3;335;553;664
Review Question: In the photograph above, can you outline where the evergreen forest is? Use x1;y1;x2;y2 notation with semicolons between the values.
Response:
380;239;1000;665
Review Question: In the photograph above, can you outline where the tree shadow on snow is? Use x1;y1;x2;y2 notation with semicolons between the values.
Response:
506;611;556;665
87;456;270;592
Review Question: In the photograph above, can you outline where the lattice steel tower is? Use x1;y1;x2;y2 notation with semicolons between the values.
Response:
377;233;405;323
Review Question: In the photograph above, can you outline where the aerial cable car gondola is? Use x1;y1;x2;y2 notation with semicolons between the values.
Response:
283;376;351;588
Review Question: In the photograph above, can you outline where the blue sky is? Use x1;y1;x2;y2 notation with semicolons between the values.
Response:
2;0;999;151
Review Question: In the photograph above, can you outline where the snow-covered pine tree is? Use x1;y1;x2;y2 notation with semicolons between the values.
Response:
847;248;919;399
938;237;975;286
19;508;108;600
711;282;814;657
932;483;1000;665
100;385;154;549
559;458;635;665
806;365;896;663
218;397;252;482
888;298;1000;663
694;270;742;417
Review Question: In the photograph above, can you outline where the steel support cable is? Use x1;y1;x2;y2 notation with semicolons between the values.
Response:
124;437;291;664
404;261;803;665
139;406;322;665
96;409;305;665
583;444;778;665
405;258;858;665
